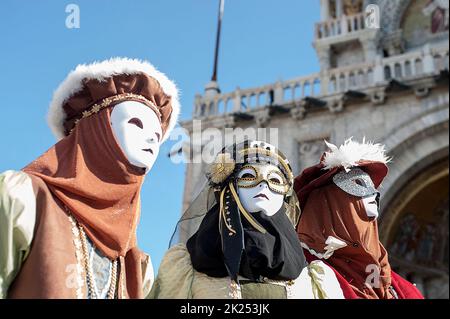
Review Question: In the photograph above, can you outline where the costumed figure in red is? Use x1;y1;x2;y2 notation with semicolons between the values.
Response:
294;138;425;299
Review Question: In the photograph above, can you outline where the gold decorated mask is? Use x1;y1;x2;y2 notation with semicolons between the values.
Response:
236;164;290;195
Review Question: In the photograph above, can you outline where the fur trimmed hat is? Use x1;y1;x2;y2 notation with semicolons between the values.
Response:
294;138;391;210
47;57;180;142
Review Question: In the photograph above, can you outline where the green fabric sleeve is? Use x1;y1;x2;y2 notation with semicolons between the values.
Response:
0;171;36;298
147;244;193;299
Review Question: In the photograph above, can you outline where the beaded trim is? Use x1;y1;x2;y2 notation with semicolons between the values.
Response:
238;148;294;181
229;280;242;299
120;258;126;299
236;165;289;195
69;215;86;299
68;214;118;299
87;242;115;298
69;93;160;135
219;187;236;236
285;280;295;299
78;223;117;299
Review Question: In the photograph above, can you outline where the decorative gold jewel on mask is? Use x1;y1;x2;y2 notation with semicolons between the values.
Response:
238;148;294;182
70;93;160;135
236;164;290;195
209;152;236;184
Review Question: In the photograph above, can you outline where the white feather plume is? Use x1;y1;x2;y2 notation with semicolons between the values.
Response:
322;137;391;171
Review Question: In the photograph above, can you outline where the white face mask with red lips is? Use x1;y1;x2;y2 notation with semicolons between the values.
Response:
110;101;162;174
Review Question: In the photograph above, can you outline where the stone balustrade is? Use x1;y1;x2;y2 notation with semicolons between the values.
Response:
382;44;449;81
315;13;366;40
326;62;375;94
193;44;449;118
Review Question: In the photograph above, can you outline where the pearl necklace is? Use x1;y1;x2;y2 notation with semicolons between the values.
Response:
77;222;118;299
67;208;118;299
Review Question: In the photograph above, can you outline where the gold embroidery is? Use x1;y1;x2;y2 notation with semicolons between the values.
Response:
69;93;160;135
238;148;294;182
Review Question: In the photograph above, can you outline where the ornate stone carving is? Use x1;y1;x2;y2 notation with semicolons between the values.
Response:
414;86;431;98
290;100;307;121
297;139;329;173
223;115;236;129
254;108;271;128
382;29;405;56
370;89;386;105
328;98;344;112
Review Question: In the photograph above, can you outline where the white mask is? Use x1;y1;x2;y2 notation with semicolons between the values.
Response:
236;164;286;217
362;194;379;220
110;101;162;174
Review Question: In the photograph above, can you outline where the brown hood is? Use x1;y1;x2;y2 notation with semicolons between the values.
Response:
294;156;393;299
297;183;392;298
23;106;144;260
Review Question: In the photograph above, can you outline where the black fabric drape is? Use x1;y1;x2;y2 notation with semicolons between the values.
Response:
186;204;306;281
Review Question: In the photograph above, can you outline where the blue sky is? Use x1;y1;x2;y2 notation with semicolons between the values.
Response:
0;0;320;271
